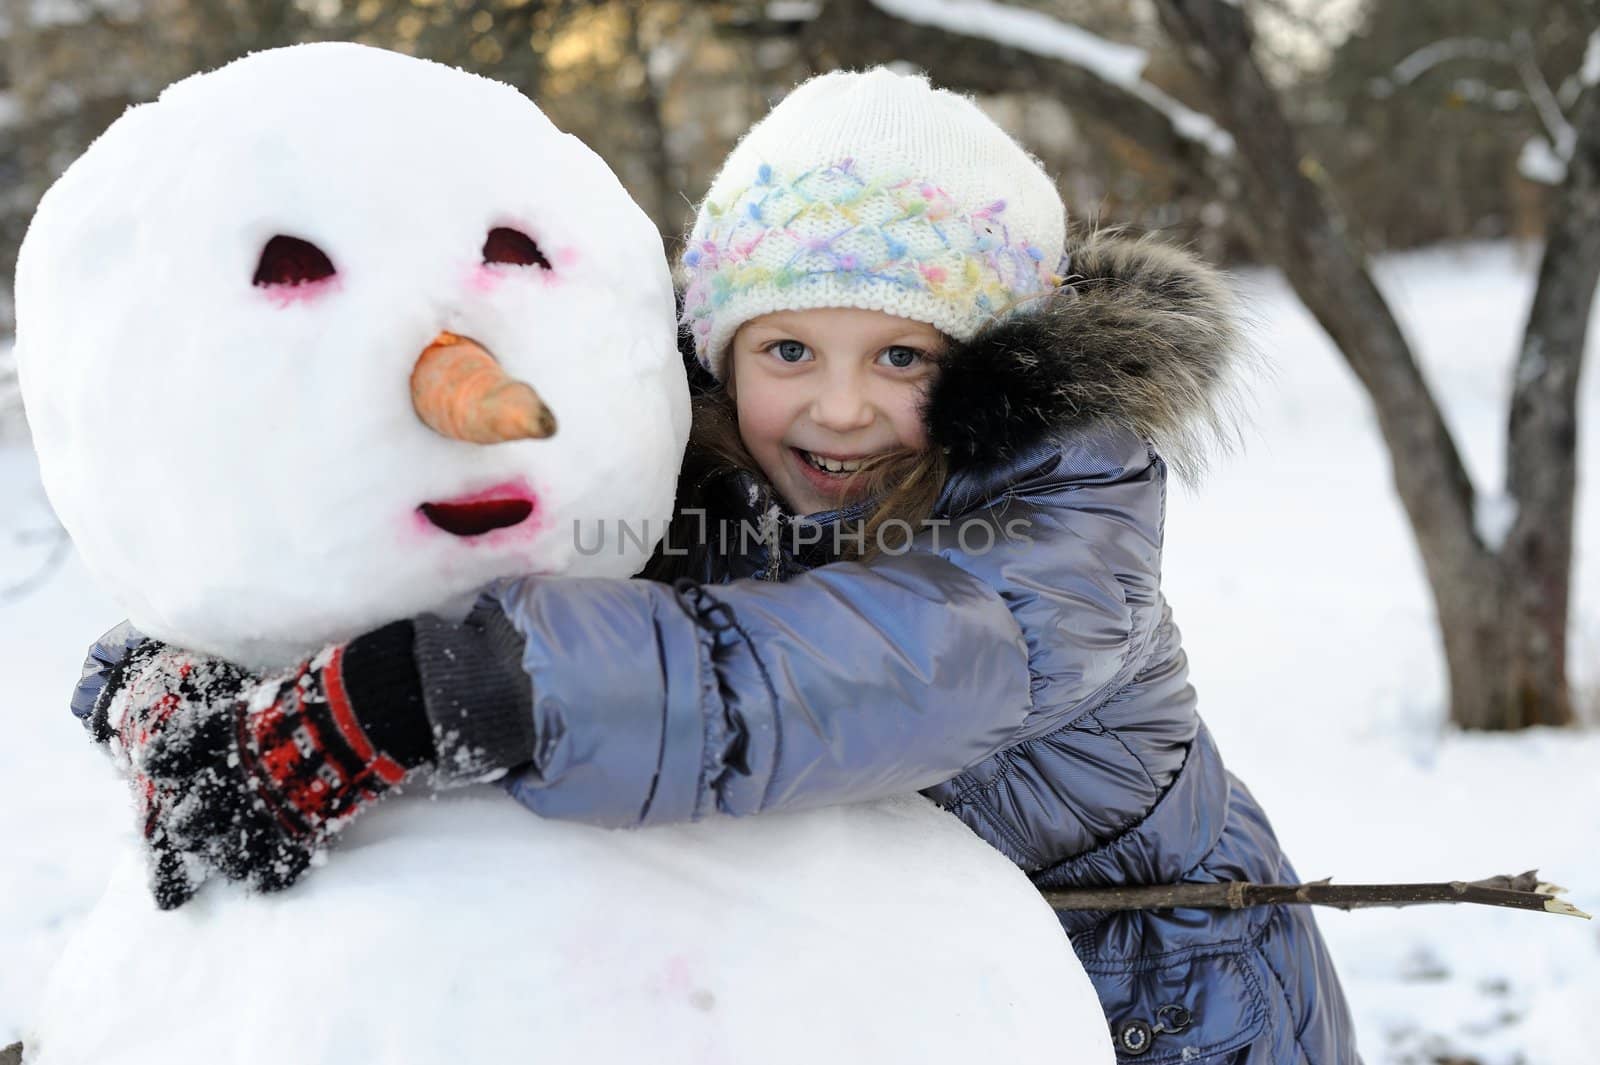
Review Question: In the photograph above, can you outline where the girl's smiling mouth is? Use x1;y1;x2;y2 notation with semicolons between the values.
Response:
795;448;870;474
790;447;877;499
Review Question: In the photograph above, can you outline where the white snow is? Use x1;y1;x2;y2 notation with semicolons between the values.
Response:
1473;492;1518;552
765;0;821;20
874;0;1147;85
1518;134;1568;186
27;793;1107;1064
869;0;1236;157
1583;30;1600;88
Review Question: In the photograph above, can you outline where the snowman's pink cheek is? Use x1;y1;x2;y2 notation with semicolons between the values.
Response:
470;262;565;293
468;265;505;294
259;276;341;307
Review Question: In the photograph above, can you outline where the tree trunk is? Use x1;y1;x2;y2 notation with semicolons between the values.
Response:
1435;565;1559;730
1490;78;1600;728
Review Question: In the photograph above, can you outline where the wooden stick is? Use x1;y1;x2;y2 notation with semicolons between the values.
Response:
1041;870;1591;919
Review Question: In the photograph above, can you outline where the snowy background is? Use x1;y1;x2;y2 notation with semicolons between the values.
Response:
2;242;1598;1062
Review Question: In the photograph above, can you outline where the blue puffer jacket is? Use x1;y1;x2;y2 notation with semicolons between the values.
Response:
75;235;1360;1063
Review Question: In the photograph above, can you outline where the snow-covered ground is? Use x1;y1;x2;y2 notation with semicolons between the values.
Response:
3;242;1597;1062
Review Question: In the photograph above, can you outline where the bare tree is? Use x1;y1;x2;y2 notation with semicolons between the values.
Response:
803;0;1599;730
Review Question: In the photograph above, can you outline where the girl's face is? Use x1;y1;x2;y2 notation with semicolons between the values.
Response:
728;307;944;516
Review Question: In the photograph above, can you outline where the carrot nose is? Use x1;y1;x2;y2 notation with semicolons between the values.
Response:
411;332;557;444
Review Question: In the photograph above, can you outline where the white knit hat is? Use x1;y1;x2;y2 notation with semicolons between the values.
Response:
680;67;1066;380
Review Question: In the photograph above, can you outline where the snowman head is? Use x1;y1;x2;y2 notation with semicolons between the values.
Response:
15;43;689;669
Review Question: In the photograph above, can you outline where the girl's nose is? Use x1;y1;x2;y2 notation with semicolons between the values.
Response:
809;371;876;433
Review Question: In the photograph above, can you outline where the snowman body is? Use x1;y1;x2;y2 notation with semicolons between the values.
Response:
16;44;1113;1064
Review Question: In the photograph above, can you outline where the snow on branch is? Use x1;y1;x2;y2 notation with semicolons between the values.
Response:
1377;32;1569;148
1520;135;1569;186
1380;37;1512;92
1373;30;1589;186
873;0;1146;82
1511;30;1575;161
765;0;822;20
868;0;1235;156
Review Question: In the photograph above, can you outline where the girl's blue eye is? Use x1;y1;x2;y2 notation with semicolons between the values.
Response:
771;339;810;363
879;346;924;369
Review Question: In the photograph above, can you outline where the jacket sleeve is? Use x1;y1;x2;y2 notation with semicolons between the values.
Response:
475;551;1033;828
70;620;149;735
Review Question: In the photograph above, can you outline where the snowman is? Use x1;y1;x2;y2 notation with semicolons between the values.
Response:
15;44;1113;1064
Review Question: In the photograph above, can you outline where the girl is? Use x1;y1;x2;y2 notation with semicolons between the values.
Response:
78;69;1360;1063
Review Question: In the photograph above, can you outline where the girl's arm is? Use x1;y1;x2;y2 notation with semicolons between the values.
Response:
64;503;1132;905
69;498;1130;833
445;551;1034;827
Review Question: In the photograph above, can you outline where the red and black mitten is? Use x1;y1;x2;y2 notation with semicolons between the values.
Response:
91;639;253;906
102;623;434;909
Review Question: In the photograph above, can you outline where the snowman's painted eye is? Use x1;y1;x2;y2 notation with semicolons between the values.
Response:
483;227;551;270
253;235;336;287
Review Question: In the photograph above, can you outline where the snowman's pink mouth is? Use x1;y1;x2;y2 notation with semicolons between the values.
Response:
418;482;537;538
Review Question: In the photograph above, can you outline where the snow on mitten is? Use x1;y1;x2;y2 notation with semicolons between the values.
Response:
116;623;436;908
89;639;255;908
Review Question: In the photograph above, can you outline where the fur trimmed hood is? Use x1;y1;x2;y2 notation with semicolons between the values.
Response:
924;232;1248;483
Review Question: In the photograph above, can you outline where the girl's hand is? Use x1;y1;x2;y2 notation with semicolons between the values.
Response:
91;640;281;908
93;631;435;908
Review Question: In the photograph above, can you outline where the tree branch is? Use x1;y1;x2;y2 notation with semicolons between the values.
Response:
1381;36;1513;92
1043;870;1592;919
1373;31;1576;156
1511;30;1576;156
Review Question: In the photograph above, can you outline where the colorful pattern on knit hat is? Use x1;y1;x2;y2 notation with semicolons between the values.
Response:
681;159;1058;376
